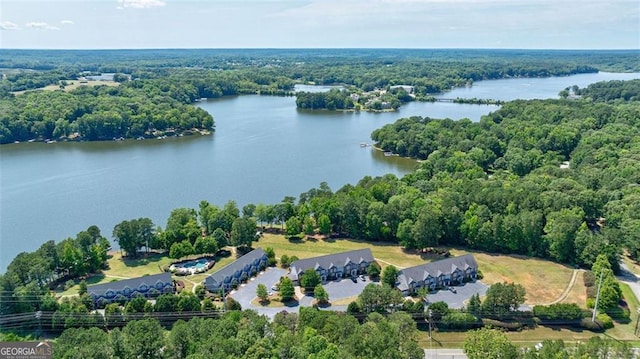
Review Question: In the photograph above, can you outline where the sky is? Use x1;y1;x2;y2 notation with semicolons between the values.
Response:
0;0;638;49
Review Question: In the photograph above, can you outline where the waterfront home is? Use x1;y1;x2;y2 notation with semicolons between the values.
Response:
88;272;174;306
289;248;375;283
396;254;478;295
203;248;268;293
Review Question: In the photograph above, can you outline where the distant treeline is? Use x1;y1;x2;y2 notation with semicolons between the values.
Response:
4;49;639;142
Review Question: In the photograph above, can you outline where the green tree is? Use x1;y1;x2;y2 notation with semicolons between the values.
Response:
315;284;329;305
482;282;526;319
367;262;381;278
463;328;518;359
122;318;166;359
54;327;113;359
230;217;257;248
113;218;155;257
285;216;302;237
381;265;399;288
317;214;332;235
300;268;321;292
279;277;295;302
154;293;179;312
177;293;201;312
257;283;268;303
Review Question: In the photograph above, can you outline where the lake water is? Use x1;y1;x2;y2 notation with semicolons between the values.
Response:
1;72;639;270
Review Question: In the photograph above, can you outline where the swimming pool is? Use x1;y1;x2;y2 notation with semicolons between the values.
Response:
170;257;215;275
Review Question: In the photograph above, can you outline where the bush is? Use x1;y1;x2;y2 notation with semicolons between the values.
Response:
533;303;584;321
580;318;605;332
475;270;484;280
597;313;614;329
64;279;76;291
482;318;524;331
225;297;242;311
194;285;206;300
605;306;630;322
441;311;480;330
586;286;597;299
347;301;361;314
583;271;596;287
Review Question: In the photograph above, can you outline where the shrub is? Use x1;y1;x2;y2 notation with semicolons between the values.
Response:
194;285;206;300
441;311;480;330
586;286;597;299
533;303;584;321
580;318;605;332
482;318;524;331
347;301;362;314
64;279;76;291
225;297;242;311
596;313;614;329
280;254;290;268
583;271;596;287
606;306;630;322
475;270;484;280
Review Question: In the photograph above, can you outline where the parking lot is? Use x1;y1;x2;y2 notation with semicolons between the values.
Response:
229;268;487;316
423;280;488;309
229;268;374;317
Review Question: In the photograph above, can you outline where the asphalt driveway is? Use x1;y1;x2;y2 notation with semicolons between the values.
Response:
423;280;488;309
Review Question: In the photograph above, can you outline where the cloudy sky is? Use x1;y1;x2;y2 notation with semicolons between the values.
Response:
1;0;638;49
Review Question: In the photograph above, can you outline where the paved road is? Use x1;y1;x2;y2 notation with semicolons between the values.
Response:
618;262;640;305
424;348;467;359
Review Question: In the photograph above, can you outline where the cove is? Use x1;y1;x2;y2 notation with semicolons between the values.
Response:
1;72;639;270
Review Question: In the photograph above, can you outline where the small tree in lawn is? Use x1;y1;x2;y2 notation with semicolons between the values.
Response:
280;254;290;268
265;247;277;267
367;262;381;279
78;280;87;295
257;284;269;303
381;265;399;288
299;268;321;293
314;284;329;305
279;277;295;302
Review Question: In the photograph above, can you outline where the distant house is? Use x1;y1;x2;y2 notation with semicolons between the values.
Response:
396;254;478;295
289;248;375;283
203;248;268;293
389;85;414;94
88;272;174;306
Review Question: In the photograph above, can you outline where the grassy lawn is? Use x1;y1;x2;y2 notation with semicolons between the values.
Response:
560;270;587;305
250;296;299;308
259;233;435;268
449;249;574;305
418;326;600;349
605;283;640;341
12;80;119;95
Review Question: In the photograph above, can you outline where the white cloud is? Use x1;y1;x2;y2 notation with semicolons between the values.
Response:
0;21;20;30
60;20;74;25
26;22;60;30
117;0;166;9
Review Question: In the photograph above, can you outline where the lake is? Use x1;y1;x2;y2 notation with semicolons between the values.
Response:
1;72;639;270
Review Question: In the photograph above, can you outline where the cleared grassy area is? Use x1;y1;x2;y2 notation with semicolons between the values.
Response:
103;252;173;278
605;283;640;341
560;271;587;305
450;249;574;305
418;326;600;349
12;80;119;95
259;233;430;268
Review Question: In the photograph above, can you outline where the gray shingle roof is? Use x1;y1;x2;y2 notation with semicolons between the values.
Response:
204;247;266;287
290;248;374;278
397;254;478;291
88;272;172;296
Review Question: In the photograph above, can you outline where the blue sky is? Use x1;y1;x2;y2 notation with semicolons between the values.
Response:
1;0;638;49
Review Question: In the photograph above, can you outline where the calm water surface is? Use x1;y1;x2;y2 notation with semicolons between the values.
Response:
1;72;639;270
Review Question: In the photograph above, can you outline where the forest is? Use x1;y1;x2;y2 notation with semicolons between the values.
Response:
2;49;640;354
2;49;639;142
